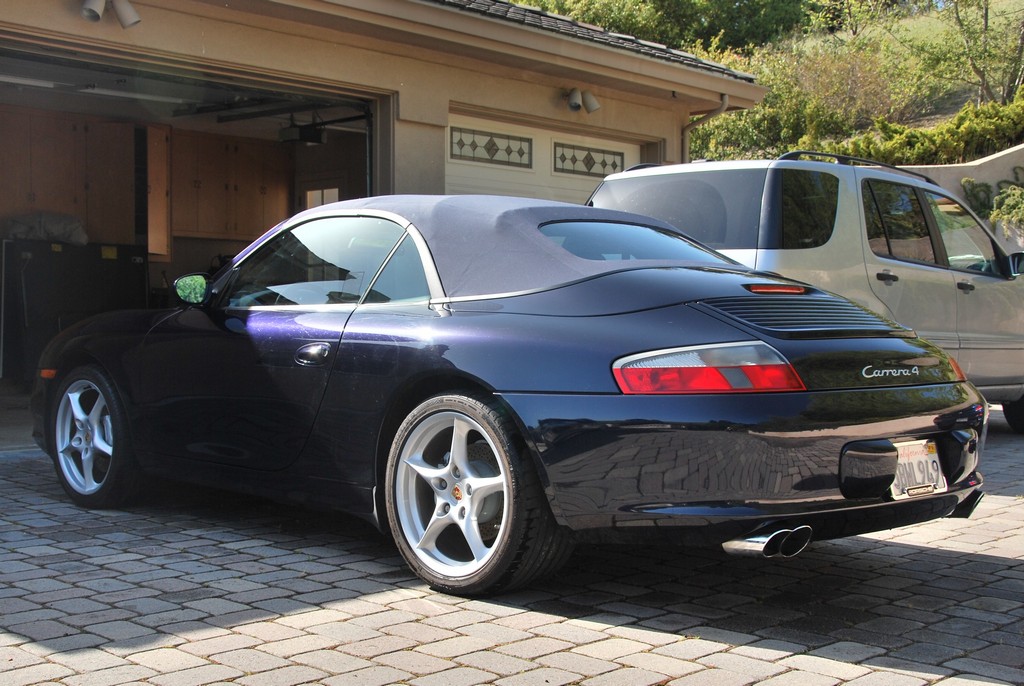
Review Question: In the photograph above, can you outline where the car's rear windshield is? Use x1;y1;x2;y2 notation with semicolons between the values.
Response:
539;220;727;263
589;169;768;249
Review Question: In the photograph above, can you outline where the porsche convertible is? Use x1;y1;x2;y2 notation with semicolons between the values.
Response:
31;195;985;595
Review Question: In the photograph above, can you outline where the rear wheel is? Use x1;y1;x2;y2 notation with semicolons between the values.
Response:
385;393;573;595
1002;398;1024;433
51;365;140;508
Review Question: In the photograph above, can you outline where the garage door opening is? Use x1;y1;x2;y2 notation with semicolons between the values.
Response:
0;45;378;380
0;46;376;245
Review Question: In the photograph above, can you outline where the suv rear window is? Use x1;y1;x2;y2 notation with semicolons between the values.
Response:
589;169;767;249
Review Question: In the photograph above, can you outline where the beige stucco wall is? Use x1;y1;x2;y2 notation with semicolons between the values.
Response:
906;144;1024;210
0;0;729;193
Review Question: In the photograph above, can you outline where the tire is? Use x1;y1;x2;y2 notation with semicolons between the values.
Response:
50;365;140;509
385;393;574;595
1002;398;1024;434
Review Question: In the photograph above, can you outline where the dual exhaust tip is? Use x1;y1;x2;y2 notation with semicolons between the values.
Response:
722;525;813;558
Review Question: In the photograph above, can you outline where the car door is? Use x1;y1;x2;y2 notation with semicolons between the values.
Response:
860;176;961;355
923;190;1024;391
133;214;409;470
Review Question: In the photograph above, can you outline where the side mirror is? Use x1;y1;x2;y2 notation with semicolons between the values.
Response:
173;273;210;305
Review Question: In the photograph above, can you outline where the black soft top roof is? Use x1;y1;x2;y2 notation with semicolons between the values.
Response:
322;194;729;298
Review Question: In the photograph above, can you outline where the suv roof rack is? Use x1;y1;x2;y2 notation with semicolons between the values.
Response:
778;150;936;185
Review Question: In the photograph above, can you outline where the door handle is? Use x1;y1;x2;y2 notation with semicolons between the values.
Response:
957;281;976;293
876;271;899;284
295;342;332;366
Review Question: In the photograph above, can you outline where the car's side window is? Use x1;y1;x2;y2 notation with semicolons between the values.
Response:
863;179;937;265
780;169;839;249
363;235;431;303
926;192;1000;275
219;217;406;307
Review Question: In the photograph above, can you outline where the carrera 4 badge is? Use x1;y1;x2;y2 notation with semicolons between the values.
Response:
862;365;920;379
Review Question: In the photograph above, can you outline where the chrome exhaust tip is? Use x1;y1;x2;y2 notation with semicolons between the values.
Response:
778;525;812;557
722;525;813;558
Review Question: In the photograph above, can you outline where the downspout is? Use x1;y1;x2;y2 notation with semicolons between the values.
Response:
681;94;729;164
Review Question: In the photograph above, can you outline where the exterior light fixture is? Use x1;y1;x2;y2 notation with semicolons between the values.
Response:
81;0;105;21
567;88;583;111
112;0;141;28
81;0;141;28
565;87;600;114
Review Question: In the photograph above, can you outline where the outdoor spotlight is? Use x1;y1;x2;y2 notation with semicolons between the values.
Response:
81;0;105;21
567;88;583;112
582;90;601;113
112;0;142;28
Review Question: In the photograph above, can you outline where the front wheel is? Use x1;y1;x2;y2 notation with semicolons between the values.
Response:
51;365;140;508
385;393;573;595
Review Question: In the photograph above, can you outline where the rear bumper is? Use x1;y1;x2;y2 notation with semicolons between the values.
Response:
501;382;986;544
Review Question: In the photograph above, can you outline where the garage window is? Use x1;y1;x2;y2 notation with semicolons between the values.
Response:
553;143;624;178
450;127;532;168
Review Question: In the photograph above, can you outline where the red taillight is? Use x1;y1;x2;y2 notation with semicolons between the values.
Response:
613;342;806;395
948;355;967;382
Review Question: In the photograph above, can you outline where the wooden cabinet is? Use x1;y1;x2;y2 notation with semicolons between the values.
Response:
171;130;292;241
84;121;135;245
30;114;86;219
147;126;171;258
0;107;34;219
171;130;230;237
232;139;292;238
0;105;133;245
0;108;85;220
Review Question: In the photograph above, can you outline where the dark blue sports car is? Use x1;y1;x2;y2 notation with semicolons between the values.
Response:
32;195;985;595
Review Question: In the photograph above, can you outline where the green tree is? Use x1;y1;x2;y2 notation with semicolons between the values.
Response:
520;0;690;47
806;1;931;35
688;0;806;49
689;31;948;159
904;0;1024;104
520;0;806;50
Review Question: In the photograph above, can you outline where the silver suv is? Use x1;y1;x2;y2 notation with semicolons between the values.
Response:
590;152;1024;430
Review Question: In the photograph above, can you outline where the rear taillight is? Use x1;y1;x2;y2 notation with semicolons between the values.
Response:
947;355;967;382
613;342;806;395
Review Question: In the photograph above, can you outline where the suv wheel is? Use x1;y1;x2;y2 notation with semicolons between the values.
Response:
1001;398;1024;434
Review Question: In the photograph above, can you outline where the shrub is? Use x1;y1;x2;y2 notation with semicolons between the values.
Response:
820;96;1024;165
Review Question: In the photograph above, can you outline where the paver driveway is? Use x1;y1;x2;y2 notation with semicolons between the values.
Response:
1;411;1022;686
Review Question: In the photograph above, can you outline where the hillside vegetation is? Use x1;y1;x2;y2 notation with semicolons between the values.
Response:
521;1;1024;164
690;0;1024;162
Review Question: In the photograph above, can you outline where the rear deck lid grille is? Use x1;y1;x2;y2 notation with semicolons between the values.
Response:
699;295;913;339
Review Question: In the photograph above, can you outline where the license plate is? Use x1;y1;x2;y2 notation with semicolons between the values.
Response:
891;440;947;499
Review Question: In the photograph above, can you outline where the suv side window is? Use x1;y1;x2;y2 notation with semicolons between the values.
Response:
926;192;1000;275
863;179;937;264
780;169;839;249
